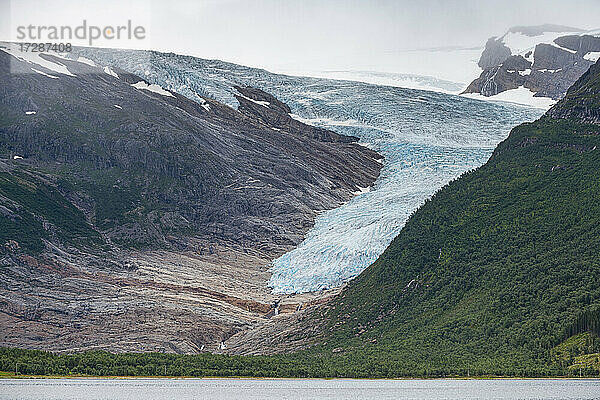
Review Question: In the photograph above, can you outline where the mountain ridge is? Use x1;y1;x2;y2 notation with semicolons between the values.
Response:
464;25;600;103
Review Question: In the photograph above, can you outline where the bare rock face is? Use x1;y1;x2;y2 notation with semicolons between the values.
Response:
234;86;359;143
463;66;518;97
0;47;382;353
546;60;600;125
503;55;532;71
464;27;600;101
532;43;580;70
554;35;600;55
524;65;591;100
478;37;512;70
463;54;533;97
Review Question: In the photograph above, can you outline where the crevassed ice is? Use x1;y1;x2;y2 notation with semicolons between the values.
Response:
68;48;544;293
268;90;542;293
270;144;489;293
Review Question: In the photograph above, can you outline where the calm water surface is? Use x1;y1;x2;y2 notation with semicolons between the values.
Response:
1;378;599;400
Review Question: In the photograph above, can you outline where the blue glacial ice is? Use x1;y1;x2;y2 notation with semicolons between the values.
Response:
69;48;545;293
267;89;543;293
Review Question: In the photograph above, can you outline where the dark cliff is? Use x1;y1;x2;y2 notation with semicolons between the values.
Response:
464;26;600;101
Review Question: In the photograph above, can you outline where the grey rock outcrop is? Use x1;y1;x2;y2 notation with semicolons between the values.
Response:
233;86;358;143
546;60;600;124
478;37;512;70
464;26;600;101
554;35;600;54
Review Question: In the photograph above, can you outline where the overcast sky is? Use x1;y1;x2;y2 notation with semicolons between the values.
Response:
2;0;599;73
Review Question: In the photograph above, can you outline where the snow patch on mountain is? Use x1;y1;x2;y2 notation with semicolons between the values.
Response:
0;42;75;76
501;30;580;56
103;66;119;78
197;97;211;111
30;67;59;79
462;87;556;110
461;26;600;108
131;81;174;97
237;93;270;107
77;56;96;67
585;52;600;62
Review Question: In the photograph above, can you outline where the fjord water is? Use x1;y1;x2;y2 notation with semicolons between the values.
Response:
2;378;599;400
72;49;543;293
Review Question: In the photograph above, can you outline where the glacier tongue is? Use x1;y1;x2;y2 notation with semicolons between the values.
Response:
266;91;543;293
66;47;544;294
270;144;488;293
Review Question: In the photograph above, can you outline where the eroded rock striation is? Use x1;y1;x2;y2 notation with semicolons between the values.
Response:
0;45;381;353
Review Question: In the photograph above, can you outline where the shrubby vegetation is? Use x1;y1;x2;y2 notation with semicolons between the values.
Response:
0;339;598;378
313;116;600;377
0;172;102;253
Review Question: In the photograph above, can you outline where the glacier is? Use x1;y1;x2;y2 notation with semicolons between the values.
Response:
67;48;544;293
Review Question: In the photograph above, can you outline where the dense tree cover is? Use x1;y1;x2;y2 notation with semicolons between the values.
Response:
565;308;600;339
310;114;600;376
0;342;597;378
0;172;102;253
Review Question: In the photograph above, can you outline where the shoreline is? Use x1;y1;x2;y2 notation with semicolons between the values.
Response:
1;372;598;381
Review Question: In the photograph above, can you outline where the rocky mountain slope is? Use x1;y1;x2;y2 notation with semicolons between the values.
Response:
0;44;381;353
60;46;542;295
546;59;600;124
463;25;600;104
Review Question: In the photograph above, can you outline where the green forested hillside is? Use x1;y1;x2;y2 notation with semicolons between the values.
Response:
0;171;102;253
311;61;600;376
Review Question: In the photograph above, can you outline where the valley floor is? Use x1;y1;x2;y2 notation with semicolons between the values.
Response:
1;244;335;354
